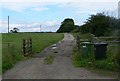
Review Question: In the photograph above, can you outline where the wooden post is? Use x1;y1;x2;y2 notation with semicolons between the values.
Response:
22;38;32;56
11;44;14;62
30;37;32;54
25;39;28;56
7;16;10;34
40;25;41;32
76;35;80;51
23;39;26;56
7;43;13;65
90;34;95;43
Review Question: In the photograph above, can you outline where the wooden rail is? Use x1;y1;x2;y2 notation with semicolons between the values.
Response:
22;38;32;56
94;36;120;43
97;36;120;39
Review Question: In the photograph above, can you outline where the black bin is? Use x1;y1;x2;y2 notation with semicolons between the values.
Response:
94;43;108;60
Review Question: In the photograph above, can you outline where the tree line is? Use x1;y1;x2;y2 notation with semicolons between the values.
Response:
10;27;20;33
57;12;119;37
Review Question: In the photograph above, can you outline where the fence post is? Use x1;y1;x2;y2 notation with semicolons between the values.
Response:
90;34;95;43
30;37;32;54
7;43;14;65
22;38;32;56
23;39;26;56
76;35;80;51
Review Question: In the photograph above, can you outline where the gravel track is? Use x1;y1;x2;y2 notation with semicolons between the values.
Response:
3;33;117;79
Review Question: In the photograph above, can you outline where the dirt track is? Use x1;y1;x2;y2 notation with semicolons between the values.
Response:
3;33;117;79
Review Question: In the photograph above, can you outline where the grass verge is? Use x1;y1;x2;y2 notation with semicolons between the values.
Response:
72;45;118;72
72;33;119;72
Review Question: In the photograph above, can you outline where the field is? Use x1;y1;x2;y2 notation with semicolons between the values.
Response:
2;33;64;73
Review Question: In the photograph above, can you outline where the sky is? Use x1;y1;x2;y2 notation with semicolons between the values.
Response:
118;1;120;18
0;0;119;33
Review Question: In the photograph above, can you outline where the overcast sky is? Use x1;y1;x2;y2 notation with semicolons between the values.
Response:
118;1;120;18
0;0;119;33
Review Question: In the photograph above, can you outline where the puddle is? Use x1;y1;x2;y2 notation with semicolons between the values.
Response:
54;51;58;53
51;44;57;47
51;47;57;49
51;44;58;49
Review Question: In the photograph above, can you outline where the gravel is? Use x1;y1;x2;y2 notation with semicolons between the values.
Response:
3;33;117;79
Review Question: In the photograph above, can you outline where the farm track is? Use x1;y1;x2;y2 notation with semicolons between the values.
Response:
3;33;117;79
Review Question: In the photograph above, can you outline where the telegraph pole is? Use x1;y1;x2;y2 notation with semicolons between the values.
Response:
40;25;41;32
8;16;9;33
50;26;52;32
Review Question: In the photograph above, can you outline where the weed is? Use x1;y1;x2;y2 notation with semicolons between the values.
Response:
44;54;55;64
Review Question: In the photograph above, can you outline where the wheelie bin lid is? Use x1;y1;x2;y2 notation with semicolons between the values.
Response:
82;42;93;45
94;42;108;46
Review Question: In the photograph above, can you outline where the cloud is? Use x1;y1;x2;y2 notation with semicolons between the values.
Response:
1;2;47;12
0;20;8;33
1;0;119;2
1;0;119;12
31;7;49;11
1;0;119;33
58;2;118;12
1;20;60;33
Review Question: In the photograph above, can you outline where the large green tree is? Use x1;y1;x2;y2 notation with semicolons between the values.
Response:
79;24;90;34
80;13;114;37
88;13;113;36
57;18;76;33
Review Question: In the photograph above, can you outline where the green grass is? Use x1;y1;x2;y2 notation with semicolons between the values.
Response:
72;45;119;71
2;33;63;73
72;33;119;72
44;54;55;64
72;33;91;39
72;45;90;67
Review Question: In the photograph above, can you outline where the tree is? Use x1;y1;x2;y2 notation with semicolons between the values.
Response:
79;24;90;34
10;30;13;33
10;27;20;33
13;27;19;33
71;25;80;32
117;19;120;30
57;18;76;33
80;12;114;37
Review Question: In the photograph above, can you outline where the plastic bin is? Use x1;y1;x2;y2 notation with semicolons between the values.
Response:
94;42;108;60
82;42;92;58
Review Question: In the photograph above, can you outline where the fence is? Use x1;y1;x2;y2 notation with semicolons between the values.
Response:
22;38;32;56
94;36;120;43
7;43;14;65
76;34;120;49
75;34;120;58
76;35;91;52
